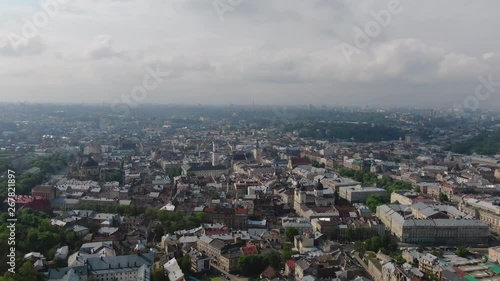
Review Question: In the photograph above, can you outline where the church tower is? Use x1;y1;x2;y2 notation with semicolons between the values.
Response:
294;182;307;213
314;179;324;198
212;142;218;166
253;139;262;163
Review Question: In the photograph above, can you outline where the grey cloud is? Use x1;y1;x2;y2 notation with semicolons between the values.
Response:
0;34;45;56
86;35;126;60
1;0;500;107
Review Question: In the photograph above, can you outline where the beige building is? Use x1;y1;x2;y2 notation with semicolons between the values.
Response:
196;236;242;273
182;164;228;177
338;185;387;203
489;247;500;263
460;197;500;235
294;233;315;254
219;251;241;273
376;203;489;245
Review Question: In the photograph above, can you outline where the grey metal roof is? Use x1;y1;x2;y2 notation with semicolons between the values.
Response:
87;252;154;274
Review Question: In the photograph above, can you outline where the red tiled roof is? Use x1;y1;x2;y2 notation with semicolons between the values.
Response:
261;266;278;279
290;157;311;166
286;259;295;269
241;245;258;256
235;208;247;214
441;183;456;189
3;196;50;211
455;268;466;277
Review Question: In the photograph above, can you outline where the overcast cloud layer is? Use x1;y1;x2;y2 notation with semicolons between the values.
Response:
0;0;499;108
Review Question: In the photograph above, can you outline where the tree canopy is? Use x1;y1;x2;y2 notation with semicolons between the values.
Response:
366;194;388;212
285;227;299;242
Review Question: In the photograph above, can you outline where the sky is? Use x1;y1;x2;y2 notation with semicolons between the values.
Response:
0;0;499;108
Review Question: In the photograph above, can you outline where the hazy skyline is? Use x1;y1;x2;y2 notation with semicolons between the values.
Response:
0;0;499;108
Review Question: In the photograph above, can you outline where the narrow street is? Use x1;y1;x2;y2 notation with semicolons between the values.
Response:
210;263;249;281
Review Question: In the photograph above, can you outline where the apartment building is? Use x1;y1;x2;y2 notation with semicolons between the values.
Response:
376;203;489;245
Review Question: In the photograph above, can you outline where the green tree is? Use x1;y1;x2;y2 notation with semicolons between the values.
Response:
0;273;15;281
438;192;449;202
417;244;425;253
166;167;183;179
237;255;269;277
265;251;281;269
354;241;366;255
106;170;123;184
180;255;191;274
285;227;299;242
18;261;39;281
366;194;387;212
152;267;168;281
281;244;299;261
456;247;469;257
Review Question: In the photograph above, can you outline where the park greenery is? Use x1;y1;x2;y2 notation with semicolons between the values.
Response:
448;130;500;155
166;167;183;179
105;170;124;185
144;209;207;240
0;260;44;281
338;168;413;192
0;153;69;200
355;235;401;262
237;251;281;277
0;209;77;275
338;167;413;212
283;121;404;142
366;195;388;212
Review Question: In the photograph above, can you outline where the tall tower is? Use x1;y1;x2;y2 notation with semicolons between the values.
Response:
212;142;217;166
253;139;262;163
314;179;324;198
294;182;307;213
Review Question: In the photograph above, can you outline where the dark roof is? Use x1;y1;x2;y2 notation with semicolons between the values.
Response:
82;156;98;167
47;266;88;279
315;179;324;190
261;266;279;279
209;239;227;250
187;164;227;171
86;252;154;272
290;157;311;167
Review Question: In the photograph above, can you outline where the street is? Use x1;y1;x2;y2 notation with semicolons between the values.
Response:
210;263;249;281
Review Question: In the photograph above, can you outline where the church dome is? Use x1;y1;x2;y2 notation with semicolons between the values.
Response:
315;179;324;190
82;156;98;167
